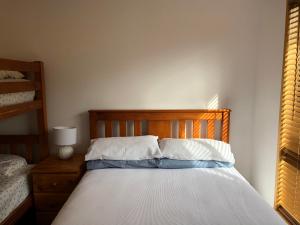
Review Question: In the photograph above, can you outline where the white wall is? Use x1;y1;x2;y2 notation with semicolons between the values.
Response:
251;0;286;205
0;0;285;204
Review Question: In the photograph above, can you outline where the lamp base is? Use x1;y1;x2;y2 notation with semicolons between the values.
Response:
57;146;74;160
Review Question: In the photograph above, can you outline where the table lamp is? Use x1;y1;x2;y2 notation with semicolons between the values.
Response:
53;126;77;160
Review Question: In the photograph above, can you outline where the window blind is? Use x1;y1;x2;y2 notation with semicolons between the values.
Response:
275;1;300;224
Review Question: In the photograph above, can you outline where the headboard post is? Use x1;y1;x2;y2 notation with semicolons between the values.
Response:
221;110;230;143
35;61;49;160
89;111;98;139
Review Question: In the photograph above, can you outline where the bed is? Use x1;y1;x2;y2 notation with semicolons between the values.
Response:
52;109;286;225
0;163;33;223
0;58;49;225
53;168;284;225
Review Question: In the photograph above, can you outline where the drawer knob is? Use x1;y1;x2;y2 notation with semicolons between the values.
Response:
52;182;57;186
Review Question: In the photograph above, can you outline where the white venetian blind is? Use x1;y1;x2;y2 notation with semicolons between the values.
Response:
275;2;300;225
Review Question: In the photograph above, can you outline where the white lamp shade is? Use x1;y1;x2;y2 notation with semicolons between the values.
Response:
53;126;77;146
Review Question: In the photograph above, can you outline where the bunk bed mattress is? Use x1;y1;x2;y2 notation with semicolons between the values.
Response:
0;165;33;223
0;79;35;107
53;168;285;225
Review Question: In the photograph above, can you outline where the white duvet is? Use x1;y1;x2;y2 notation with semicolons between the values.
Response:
52;168;286;225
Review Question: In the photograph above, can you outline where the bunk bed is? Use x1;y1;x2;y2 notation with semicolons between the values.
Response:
0;58;48;225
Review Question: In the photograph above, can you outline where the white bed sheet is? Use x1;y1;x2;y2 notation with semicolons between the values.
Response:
53;168;286;225
0;165;33;223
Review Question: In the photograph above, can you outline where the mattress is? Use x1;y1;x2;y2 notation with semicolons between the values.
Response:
0;165;33;223
0;79;35;107
52;168;286;225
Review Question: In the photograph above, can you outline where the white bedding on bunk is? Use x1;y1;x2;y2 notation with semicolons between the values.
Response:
0;79;35;107
52;168;286;225
0;165;33;223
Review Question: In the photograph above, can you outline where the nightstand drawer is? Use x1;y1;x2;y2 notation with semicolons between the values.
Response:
34;193;69;211
33;174;79;193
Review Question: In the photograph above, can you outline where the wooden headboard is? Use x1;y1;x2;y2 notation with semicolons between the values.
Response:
89;109;231;143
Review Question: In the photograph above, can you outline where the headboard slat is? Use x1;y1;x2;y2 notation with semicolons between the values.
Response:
25;144;33;163
179;120;186;139
192;120;201;138
105;121;113;137
89;109;231;143
207;120;215;139
10;144;17;155
148;120;171;138
134;120;141;136
119;121;126;137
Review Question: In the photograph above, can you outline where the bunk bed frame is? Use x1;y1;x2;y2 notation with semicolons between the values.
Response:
0;58;48;225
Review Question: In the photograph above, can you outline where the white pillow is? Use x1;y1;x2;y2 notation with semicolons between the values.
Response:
0;154;27;177
159;138;235;164
0;70;24;80
85;135;162;161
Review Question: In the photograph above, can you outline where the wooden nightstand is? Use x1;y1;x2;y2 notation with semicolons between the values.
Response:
31;154;85;225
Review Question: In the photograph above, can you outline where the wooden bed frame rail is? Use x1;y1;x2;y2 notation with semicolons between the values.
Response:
89;109;231;143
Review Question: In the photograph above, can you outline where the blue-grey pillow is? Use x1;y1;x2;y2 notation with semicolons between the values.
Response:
86;159;159;170
158;159;234;169
86;159;234;170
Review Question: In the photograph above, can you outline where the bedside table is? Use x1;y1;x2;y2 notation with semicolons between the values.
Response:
31;154;85;225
